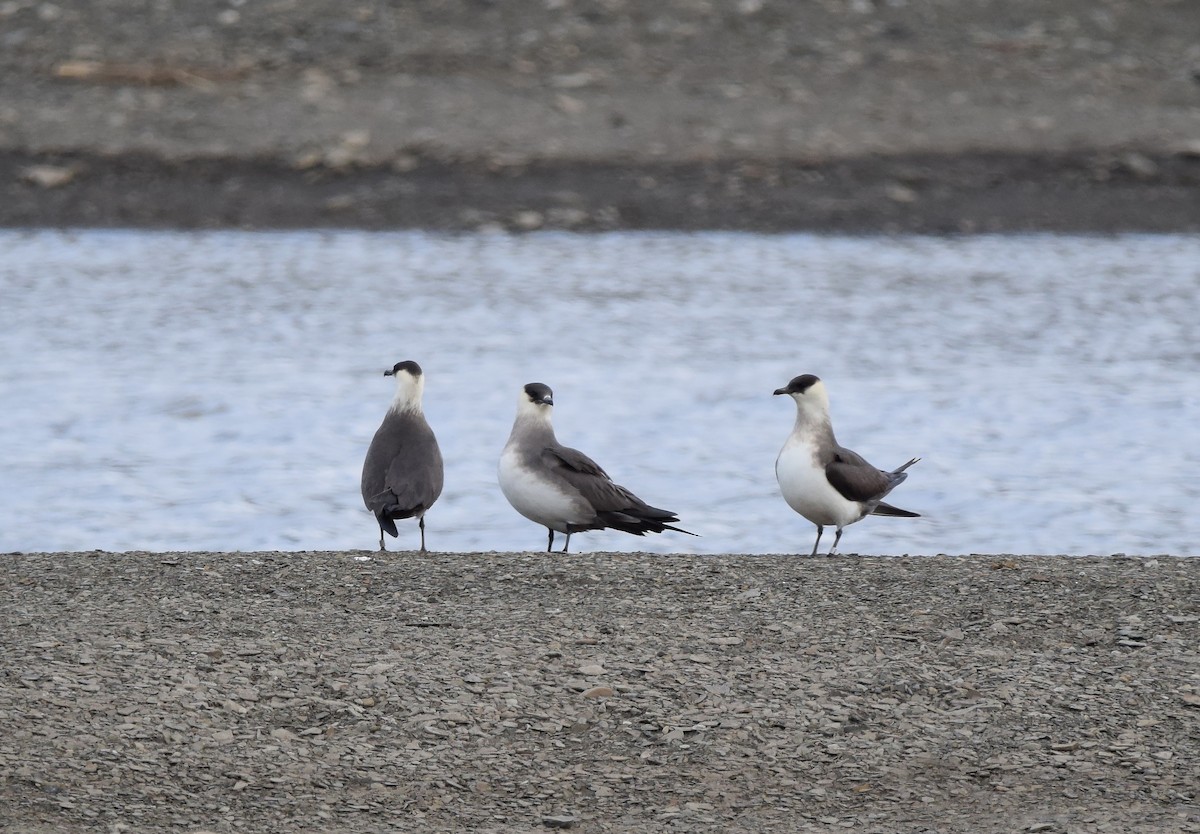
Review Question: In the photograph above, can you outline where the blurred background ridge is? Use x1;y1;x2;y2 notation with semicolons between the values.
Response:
0;0;1197;232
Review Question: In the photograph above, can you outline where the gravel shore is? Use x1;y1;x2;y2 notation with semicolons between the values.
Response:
2;551;1197;833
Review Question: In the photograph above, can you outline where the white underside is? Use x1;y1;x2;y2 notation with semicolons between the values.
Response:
775;435;862;529
498;445;590;533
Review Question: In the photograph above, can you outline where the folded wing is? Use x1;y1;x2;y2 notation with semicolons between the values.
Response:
543;445;692;536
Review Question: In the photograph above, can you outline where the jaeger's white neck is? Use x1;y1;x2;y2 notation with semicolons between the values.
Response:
510;398;554;441
389;376;424;414
789;390;833;440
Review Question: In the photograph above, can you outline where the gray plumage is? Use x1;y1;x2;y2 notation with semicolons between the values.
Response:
774;374;919;556
361;360;444;552
499;382;694;553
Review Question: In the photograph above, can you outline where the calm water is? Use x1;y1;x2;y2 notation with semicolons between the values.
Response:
1;230;1197;556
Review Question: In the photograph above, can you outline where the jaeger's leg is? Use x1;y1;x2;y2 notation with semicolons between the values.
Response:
830;526;844;556
810;525;824;557
419;516;427;553
546;528;555;553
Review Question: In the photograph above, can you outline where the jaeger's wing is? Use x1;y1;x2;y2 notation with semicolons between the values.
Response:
824;445;893;504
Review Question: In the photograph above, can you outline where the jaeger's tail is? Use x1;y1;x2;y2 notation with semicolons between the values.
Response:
596;504;698;538
376;512;399;537
874;457;921;517
871;501;920;518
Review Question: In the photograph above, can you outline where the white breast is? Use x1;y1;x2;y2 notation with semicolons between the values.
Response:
498;445;590;533
775;435;862;528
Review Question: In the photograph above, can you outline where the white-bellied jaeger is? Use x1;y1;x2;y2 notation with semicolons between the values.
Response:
499;382;694;553
774;374;919;555
361;361;444;552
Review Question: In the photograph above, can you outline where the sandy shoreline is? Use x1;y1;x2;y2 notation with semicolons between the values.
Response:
2;551;1197;832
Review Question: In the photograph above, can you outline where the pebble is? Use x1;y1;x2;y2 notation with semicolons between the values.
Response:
19;164;78;188
512;210;545;231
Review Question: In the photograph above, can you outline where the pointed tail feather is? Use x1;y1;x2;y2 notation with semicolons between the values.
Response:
892;457;921;475
377;513;399;537
595;508;698;538
871;501;920;518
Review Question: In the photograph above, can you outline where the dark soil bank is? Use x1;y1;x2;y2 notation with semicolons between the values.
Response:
2;551;1198;833
4;149;1200;233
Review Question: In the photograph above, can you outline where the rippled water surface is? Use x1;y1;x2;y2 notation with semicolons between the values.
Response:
2;230;1197;556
